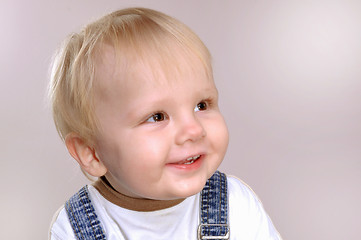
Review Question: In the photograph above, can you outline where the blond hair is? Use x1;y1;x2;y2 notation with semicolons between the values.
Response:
49;8;212;144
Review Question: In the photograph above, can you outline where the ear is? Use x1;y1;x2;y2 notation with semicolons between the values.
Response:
65;132;107;177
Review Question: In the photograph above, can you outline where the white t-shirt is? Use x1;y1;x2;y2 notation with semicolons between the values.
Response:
49;175;281;240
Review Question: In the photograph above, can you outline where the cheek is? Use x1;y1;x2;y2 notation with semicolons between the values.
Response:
221;118;229;149
127;130;171;160
94;133;130;173
207;115;229;149
99;130;171;173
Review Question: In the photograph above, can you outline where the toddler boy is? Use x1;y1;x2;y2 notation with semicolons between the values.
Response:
49;7;281;239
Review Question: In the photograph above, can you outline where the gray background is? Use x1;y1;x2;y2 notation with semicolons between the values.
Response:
1;0;360;239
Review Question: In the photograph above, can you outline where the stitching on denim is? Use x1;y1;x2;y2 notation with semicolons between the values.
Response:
219;171;222;225
199;171;229;239
65;186;106;240
207;178;210;236
66;200;84;240
78;188;99;240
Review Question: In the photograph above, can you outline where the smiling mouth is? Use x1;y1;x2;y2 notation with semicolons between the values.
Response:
178;155;201;165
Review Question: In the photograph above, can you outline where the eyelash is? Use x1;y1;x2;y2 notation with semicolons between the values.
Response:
144;99;213;123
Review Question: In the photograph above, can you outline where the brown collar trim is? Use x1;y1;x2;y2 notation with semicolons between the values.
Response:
92;176;185;212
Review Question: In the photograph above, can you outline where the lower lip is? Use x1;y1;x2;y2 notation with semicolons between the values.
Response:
167;155;204;171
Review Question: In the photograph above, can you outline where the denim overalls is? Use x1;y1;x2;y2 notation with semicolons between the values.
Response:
65;171;229;240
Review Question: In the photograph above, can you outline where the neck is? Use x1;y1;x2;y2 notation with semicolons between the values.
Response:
92;176;185;212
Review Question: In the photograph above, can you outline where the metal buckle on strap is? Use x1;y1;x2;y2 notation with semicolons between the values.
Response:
198;223;230;240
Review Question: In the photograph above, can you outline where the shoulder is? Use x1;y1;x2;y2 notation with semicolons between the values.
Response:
49;205;76;240
49;185;134;240
227;175;257;198
226;175;282;239
227;175;264;208
227;175;266;220
49;185;109;240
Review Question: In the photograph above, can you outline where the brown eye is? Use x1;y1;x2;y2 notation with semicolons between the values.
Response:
146;112;166;122
195;101;208;112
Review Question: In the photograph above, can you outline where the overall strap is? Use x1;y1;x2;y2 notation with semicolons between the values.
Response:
65;186;106;240
198;171;229;240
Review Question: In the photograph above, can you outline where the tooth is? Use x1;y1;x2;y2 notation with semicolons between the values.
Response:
186;155;200;161
184;160;194;165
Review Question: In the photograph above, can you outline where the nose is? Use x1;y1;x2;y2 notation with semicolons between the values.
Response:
175;114;206;145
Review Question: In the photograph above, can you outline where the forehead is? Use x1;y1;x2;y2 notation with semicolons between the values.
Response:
94;41;213;95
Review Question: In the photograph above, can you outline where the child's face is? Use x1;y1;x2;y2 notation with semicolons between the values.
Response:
93;45;229;200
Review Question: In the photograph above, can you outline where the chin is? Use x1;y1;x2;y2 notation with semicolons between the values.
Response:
173;180;208;199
